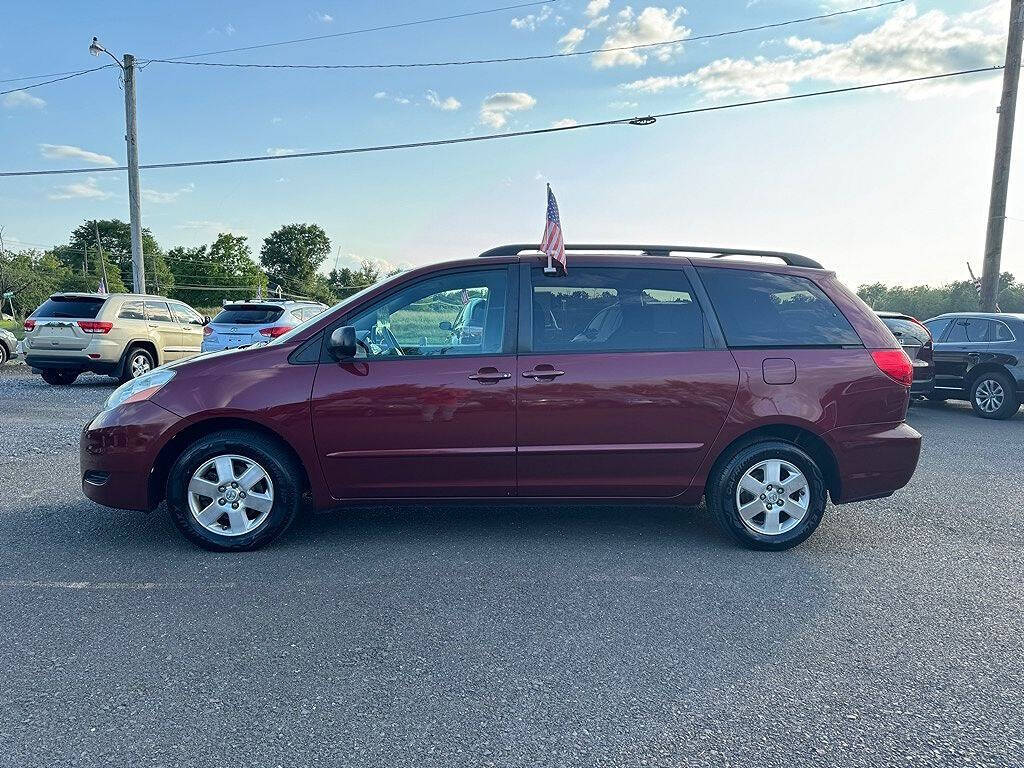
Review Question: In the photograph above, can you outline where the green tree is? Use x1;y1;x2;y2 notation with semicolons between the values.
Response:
167;233;265;308
326;259;383;301
0;248;72;318
856;272;1023;319
65;219;173;295
260;223;330;298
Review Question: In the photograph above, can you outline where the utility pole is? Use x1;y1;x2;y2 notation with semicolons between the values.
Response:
90;38;145;295
123;54;145;295
981;0;1024;312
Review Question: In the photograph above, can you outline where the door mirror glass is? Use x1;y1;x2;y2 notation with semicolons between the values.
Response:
438;320;453;331
328;325;357;359
203;315;211;326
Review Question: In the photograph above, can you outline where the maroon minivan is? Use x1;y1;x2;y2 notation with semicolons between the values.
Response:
81;245;921;552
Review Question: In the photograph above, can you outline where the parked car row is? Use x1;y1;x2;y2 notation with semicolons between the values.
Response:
874;310;1024;420
17;294;325;384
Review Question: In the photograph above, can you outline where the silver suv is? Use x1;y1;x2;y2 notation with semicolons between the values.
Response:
23;293;208;385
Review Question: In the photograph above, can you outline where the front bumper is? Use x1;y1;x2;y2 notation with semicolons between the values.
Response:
80;400;181;511
826;421;922;503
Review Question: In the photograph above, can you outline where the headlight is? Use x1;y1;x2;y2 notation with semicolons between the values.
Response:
105;369;176;411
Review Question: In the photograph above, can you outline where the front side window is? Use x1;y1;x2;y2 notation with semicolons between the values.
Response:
144;301;172;323
697;267;861;348
170;303;203;324
345;269;509;358
923;318;951;341
530;266;703;353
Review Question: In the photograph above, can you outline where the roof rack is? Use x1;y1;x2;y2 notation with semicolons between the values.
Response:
477;243;823;270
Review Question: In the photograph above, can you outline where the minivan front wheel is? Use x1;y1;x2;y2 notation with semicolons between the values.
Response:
708;441;827;551
166;430;302;551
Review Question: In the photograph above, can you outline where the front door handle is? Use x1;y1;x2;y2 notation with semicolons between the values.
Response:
468;368;512;383
522;368;565;379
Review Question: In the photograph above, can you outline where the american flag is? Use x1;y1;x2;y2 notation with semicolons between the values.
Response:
540;184;566;274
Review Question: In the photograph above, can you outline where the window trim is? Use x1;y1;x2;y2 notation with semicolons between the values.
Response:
319;264;519;363
519;261;708;356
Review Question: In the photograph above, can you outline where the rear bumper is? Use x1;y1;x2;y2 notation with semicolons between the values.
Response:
910;374;934;396
826;422;922;504
26;354;119;376
80;400;181;511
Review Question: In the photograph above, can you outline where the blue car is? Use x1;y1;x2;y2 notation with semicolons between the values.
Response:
202;300;327;353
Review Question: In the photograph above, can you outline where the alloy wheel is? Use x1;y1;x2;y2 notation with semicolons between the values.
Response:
735;459;810;536
975;378;1005;413
130;353;152;378
187;454;275;537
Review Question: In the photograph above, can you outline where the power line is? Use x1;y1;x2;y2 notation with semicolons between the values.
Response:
153;0;561;62
145;0;905;72
0;65;115;96
0;65;1003;179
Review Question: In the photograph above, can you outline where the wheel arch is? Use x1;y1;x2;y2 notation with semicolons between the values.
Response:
149;416;311;509
119;339;160;374
705;423;841;502
965;362;1014;392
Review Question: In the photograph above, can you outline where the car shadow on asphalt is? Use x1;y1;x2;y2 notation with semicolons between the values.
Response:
908;398;1024;422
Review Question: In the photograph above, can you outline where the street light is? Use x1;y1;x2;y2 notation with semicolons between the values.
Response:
89;36;145;295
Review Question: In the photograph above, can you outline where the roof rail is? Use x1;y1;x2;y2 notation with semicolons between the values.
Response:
478;243;823;270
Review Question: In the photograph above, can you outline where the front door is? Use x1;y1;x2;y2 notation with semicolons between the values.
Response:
311;265;517;499
169;301;205;357
933;317;991;392
516;262;739;498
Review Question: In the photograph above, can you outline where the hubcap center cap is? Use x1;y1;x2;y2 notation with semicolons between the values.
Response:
766;490;780;504
224;488;239;503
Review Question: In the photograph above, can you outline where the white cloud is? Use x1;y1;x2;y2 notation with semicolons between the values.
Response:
393;96;410;105
559;27;586;53
373;91;388;99
48;177;110;201
619;2;1005;98
510;4;553;30
585;0;611;18
225;23;236;35
3;90;46;109
39;144;117;166
270;116;283;124
588;15;609;29
479;92;537;128
425;89;461;111
266;147;302;156
551;118;578;128
313;11;334;23
608;100;639;108
142;183;194;204
593;6;691;68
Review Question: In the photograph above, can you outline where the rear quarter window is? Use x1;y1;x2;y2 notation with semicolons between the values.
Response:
212;307;285;324
697;267;861;347
33;297;106;319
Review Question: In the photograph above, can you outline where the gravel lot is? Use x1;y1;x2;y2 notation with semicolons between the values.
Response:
1;362;1022;767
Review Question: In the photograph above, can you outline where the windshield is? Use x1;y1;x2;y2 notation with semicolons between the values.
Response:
267;278;395;345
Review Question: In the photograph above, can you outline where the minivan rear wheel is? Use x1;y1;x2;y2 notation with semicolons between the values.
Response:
708;440;827;551
166;430;302;552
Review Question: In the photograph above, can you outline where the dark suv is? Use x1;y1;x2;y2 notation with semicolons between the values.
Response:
81;245;921;552
924;312;1024;419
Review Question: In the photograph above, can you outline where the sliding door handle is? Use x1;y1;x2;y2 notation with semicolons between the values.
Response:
468;369;512;383
522;368;565;379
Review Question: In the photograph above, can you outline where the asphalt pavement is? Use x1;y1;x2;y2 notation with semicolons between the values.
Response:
1;363;1022;767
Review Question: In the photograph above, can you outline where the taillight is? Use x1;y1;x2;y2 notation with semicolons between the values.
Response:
77;320;114;334
871;349;913;388
258;326;293;338
23;319;35;331
203;325;214;336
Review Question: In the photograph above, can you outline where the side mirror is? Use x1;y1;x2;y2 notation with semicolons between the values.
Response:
438;320;453;331
328;325;357;360
202;316;211;325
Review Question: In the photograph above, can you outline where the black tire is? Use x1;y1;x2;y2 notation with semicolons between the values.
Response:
0;343;8;366
969;370;1019;420
166;429;302;552
707;440;827;551
120;346;156;383
40;368;80;385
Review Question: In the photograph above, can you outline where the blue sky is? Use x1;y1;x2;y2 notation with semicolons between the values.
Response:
0;0;1016;287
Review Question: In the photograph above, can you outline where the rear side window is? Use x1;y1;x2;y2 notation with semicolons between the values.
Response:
946;318;990;343
531;266;703;353
697;268;861;348
212;306;285;324
994;321;1015;342
118;300;145;320
33;296;105;319
881;317;930;345
144;301;172;323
